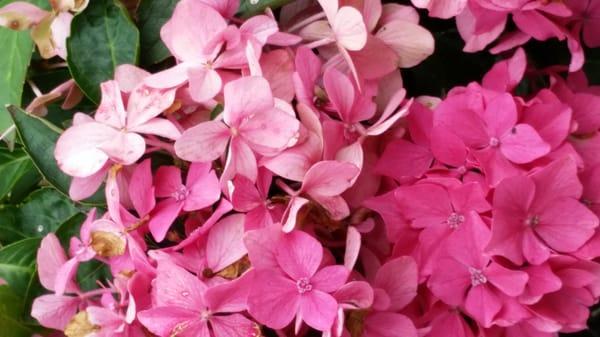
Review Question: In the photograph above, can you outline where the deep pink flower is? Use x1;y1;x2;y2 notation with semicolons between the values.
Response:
429;212;529;327
246;229;349;331
148;163;220;242
487;157;599;265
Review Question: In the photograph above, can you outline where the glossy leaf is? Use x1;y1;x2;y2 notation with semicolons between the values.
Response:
237;0;292;18
137;0;178;65
0;207;25;245
0;238;40;297
17;188;81;238
8;105;105;205
0;286;31;337
67;0;140;103
0;147;39;201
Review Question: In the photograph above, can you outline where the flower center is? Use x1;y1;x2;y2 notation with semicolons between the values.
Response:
469;267;487;286
172;185;189;202
489;137;500;147
525;215;540;227
447;212;465;229
199;309;211;321
296;277;313;294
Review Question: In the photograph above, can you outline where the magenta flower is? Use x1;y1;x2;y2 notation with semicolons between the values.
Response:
434;90;551;185
246;229;349;331
429;212;529;327
148;162;221;242
487;157;599;265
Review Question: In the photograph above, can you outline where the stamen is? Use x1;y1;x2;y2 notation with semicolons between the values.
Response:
296;277;313;294
469;267;487;286
172;185;189;202
447;212;465;229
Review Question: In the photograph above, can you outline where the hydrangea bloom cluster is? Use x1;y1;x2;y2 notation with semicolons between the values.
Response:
9;0;599;337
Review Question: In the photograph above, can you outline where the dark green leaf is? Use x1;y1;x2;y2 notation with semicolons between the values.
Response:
0;286;31;337
0;206;26;244
0;147;38;201
17;188;81;238
55;212;87;246
8;105;105;206
77;260;112;291
0;238;40;297
67;0;140;103
237;0;292;18
137;0;178;65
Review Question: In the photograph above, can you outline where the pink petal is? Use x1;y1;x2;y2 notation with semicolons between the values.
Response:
376;139;433;179
184;168;220;211
148;199;184;242
536;198;598;253
188;67;223;103
126;86;176;128
344;226;361;270
522;228;551;265
500;124;550;164
222;138;258;183
37;234;70;292
376;20;434;68
144;63;190;89
247;269;299;329
301;161;360;197
373;257;418;311
281;196;311;233
333;6;367;51
54;258;80;296
114;64;149;93
223;76;274;127
411;0;467;19
174;120;230;162
95;81;126;128
486;263;528;297
482;48;526;92
154;166;182;197
128;117;181;140
138;307;201;337
333;281;374;309
31;294;79;330
54;122;116;178
429;258;471;306
231;175;262;211
97;131;146;165
244;227;282;269
69;166;107;201
364;312;417;337
323;68;355;121
299;290;338;331
128;159;155;217
206;214;247;272
210;314;255;337
205;272;252;313
239;107;300;154
276;230;323;279
464;285;502;327
311;265;349;293
160;0;227;61
154;260;207;309
530;157;582;208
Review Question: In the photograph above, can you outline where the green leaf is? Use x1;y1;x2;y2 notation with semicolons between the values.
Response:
0;206;26;244
77;260;112;291
8;105;105;206
0;147;39;201
17;188;81;238
137;0;178;65
0;238;40;297
55;212;87;246
67;0;140;103
237;0;292;18
0;3;35;145
0;286;31;337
